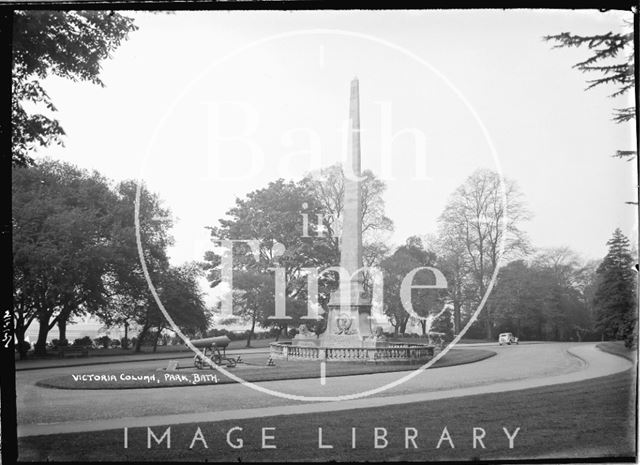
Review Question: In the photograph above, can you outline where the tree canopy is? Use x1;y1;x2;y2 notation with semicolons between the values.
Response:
544;23;635;160
12;11;138;166
12;159;206;356
203;167;394;343
593;228;637;347
437;168;531;339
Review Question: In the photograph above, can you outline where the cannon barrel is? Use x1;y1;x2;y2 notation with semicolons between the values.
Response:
189;336;230;349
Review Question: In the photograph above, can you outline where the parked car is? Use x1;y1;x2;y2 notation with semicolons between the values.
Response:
498;332;519;345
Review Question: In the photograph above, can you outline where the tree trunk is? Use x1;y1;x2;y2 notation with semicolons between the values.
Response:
420;320;426;336
484;318;492;340
246;315;256;348
152;327;162;353
122;322;129;349
453;303;462;335
135;324;150;353
58;318;67;344
399;316;409;335
34;312;51;355
15;317;28;360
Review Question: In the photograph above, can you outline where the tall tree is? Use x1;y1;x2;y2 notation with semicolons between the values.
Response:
302;163;393;294
489;257;593;342
438;169;531;339
96;180;176;352
203;179;335;342
433;232;472;335
12;11;138;166
593;228;637;347
12;160;119;354
301;163;394;252
381;236;443;336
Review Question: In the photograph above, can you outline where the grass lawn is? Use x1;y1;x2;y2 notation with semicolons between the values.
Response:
35;348;495;390
19;369;636;461
597;341;637;362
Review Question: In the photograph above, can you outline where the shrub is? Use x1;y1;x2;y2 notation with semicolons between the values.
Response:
94;335;111;349
110;339;121;348
73;336;93;347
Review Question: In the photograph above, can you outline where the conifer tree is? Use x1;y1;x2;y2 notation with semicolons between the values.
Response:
593;228;637;347
544;25;635;161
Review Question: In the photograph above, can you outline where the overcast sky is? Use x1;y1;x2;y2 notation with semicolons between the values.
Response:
35;9;636;309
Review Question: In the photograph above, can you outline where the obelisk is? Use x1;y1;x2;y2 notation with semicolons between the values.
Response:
321;77;373;345
341;77;363;286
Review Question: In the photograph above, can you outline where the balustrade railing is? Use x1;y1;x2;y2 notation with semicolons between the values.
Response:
269;342;436;362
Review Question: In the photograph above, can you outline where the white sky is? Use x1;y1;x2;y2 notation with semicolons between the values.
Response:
35;9;637;308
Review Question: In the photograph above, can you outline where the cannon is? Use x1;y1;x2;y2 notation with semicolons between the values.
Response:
189;336;237;369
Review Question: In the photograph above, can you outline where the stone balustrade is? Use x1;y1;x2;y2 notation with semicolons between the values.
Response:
269;342;436;363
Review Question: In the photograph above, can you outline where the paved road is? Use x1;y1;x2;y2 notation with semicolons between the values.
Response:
16;342;631;437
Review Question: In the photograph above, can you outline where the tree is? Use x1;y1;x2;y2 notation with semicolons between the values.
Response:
203;179;334;341
431;309;454;343
12;11;138;166
147;263;209;352
12;160;120;355
96;179;175;352
381;237;443;336
593;229;637;347
301;163;394;251
233;271;275;347
488;257;593;342
433;232;472;335
544;24;635;159
302;163;393;297
12;160;181;356
438;169;531;339
204;168;394;342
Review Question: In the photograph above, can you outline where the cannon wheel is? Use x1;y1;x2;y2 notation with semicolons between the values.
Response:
193;354;204;369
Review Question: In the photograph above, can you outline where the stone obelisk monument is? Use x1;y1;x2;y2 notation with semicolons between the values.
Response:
320;77;374;347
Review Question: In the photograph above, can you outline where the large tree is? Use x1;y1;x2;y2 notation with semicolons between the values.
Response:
432;232;473;335
301;163;393;294
438;168;531;339
13;160;119;355
593;228;637;347
12;160;184;356
488;256;593;342
204;167;394;342
301;163;394;253
12;10;138;166
204;179;335;343
381;236;443;336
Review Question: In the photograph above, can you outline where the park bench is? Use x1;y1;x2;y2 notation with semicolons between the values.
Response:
55;346;90;358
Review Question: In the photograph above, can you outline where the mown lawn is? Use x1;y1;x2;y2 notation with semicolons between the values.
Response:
597;341;636;362
20;369;636;461
35;348;495;390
